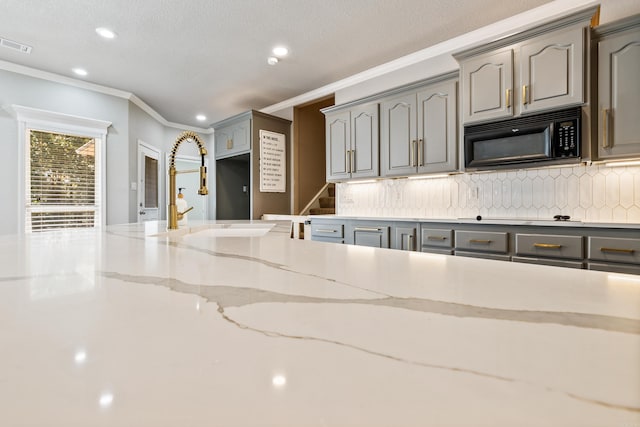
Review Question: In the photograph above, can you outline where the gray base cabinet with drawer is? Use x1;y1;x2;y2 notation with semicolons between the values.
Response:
349;223;391;248
309;218;640;275
310;221;345;244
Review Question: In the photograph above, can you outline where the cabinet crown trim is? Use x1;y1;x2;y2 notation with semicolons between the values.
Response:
453;5;599;61
592;13;640;39
321;71;459;115
212;109;291;129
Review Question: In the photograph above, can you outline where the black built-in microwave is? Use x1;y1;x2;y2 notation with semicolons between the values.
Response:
464;107;581;170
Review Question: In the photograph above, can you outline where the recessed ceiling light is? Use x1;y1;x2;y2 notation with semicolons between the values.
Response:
95;27;116;39
267;57;279;65
272;46;288;57
72;68;88;76
196;114;207;121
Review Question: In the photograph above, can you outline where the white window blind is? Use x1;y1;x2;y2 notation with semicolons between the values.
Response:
27;130;98;232
12;105;111;234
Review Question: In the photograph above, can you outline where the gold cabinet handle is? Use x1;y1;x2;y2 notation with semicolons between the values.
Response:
418;139;424;167
410;140;416;167
602;109;610;149
534;243;562;249
427;236;447;241
316;229;337;233
350;149;355;173
522;85;528;105
469;239;492;244
505;89;511;108
226;139;233;149
600;247;635;254
354;227;382;232
345;150;351;173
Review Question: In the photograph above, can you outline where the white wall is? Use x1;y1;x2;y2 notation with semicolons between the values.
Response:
0;69;130;234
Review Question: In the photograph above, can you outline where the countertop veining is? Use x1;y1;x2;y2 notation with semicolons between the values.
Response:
1;220;639;426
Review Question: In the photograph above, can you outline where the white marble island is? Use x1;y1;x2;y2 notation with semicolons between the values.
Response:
1;220;639;427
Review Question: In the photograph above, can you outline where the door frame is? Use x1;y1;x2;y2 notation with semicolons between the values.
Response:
137;140;162;223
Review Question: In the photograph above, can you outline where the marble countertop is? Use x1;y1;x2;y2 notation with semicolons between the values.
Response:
312;215;640;229
1;220;639;426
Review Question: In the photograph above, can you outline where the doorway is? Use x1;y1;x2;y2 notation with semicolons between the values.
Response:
137;141;161;222
293;95;334;213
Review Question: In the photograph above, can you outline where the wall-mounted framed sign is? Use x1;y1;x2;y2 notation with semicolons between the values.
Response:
259;130;286;193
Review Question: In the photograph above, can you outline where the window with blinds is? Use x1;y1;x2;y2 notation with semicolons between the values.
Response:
27;130;99;232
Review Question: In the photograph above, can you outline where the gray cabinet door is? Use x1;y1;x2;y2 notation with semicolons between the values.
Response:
215;119;251;160
417;80;458;174
394;225;417;251
520;26;584;114
380;92;417;177
352;225;390;248
598;28;640;159
325;111;351;181
351;103;379;179
461;49;513;124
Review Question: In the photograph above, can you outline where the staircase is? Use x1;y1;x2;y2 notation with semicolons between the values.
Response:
300;183;335;216
309;184;335;215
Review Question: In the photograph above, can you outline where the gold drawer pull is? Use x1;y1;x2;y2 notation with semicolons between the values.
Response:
427;236;447;241
600;247;635;254
316;229;337;233
469;239;492;244
355;227;382;232
534;243;562;249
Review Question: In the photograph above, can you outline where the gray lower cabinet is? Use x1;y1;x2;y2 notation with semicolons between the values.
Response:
595;15;640;160
310;221;344;244
380;76;458;177
349;223;390;248
587;236;640;273
513;233;584;269
455;230;509;260
308;218;640;275
421;227;454;255
394;224;418;251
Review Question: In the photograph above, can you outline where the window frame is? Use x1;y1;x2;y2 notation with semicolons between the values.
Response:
12;105;111;233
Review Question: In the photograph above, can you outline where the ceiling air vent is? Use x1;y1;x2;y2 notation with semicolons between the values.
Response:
1;37;32;54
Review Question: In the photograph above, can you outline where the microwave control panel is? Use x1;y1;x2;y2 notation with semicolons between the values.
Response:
555;119;579;157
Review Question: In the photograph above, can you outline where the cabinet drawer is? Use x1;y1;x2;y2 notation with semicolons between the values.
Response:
311;236;344;244
352;225;390;249
421;228;453;249
421;247;454;256
588;237;640;265
515;234;583;260
311;223;344;239
512;256;583;269
455;230;508;253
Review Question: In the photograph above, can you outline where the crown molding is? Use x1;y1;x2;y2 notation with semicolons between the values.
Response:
261;0;600;115
0;59;212;134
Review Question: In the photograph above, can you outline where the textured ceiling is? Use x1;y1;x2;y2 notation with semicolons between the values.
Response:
0;0;555;127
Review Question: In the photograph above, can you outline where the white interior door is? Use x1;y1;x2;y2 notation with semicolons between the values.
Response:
137;141;161;222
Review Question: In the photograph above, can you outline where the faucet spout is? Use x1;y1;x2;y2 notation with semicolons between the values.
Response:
168;131;208;229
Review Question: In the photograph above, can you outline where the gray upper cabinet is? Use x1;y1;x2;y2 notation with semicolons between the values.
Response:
381;77;458;177
325;103;379;182
215;118;251;160
595;15;640;160
381;92;417;177
455;8;596;125
520;26;585;114
460;49;514;124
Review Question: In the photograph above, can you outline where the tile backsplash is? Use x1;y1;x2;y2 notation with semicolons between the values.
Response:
336;164;640;223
